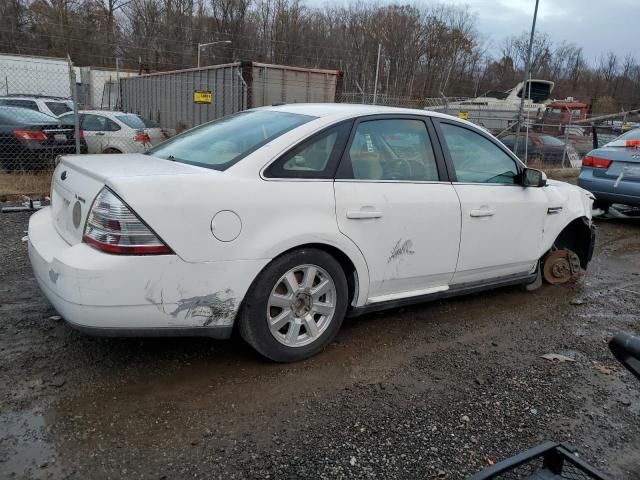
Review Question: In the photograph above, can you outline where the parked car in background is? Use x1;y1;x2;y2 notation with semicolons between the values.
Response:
0;94;73;117
0;106;86;171
28;105;595;362
59;110;173;154
498;131;581;167
578;128;640;211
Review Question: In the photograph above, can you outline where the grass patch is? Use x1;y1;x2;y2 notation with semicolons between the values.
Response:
0;171;52;201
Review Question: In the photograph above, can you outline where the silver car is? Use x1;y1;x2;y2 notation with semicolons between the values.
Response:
578;128;640;211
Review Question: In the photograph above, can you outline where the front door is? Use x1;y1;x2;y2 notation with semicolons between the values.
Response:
436;121;548;285
334;116;461;303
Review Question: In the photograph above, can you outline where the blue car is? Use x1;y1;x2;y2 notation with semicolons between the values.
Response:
578;128;640;210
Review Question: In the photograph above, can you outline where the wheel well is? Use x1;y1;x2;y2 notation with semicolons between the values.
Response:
552;217;594;269
277;243;359;306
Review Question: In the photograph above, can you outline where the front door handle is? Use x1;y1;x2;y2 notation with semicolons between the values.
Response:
347;209;383;219
470;209;495;218
95;132;105;136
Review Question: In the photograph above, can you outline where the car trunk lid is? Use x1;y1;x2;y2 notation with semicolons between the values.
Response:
589;147;640;182
51;153;209;245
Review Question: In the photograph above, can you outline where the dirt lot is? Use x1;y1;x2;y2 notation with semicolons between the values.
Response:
1;209;640;479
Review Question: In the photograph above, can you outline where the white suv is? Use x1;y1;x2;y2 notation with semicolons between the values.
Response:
0;95;73;117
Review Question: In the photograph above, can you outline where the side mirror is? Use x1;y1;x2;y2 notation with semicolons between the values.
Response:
522;168;547;187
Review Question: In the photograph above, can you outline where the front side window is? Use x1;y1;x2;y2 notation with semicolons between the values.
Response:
343;119;439;181
147;110;315;171
265;122;351;179
82;114;109;131
441;123;519;184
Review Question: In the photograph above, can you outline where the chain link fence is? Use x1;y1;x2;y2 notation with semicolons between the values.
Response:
1;55;639;199
337;90;639;170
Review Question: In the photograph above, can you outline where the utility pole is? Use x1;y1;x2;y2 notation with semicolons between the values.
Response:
373;43;381;105
197;41;232;68
513;0;540;157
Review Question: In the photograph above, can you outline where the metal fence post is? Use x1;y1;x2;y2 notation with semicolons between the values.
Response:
67;54;81;155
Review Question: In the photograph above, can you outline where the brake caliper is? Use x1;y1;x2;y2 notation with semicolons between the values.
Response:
542;249;582;284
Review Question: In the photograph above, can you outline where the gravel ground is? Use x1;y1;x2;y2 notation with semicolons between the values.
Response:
1;209;640;479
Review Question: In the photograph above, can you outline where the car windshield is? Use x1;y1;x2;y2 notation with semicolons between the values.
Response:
539;135;565;146
147;110;315;170
45;102;72;116
116;114;158;129
0;107;58;124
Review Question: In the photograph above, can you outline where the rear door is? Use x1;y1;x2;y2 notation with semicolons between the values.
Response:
80;114;109;153
334;115;461;303
435;120;548;285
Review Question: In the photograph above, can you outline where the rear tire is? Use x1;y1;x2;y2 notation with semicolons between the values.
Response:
238;248;348;362
103;148;122;154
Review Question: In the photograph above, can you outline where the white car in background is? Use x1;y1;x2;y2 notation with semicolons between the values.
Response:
0;94;73;117
28;104;596;362
59;110;173;154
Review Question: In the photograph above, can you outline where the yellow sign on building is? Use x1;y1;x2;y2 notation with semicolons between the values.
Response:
193;90;212;104
457;111;468;120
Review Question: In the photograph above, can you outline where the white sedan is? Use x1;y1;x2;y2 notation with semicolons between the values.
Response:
59;110;172;154
28;104;596;362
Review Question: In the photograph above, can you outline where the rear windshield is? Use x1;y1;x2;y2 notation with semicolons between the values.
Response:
45;102;72;116
116;113;157;129
608;128;640;145
147;110;315;170
0;107;58;124
539;135;564;146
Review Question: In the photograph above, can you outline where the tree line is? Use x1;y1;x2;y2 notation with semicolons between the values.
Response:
1;0;638;110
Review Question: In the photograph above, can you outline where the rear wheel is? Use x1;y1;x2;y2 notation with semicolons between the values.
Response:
238;248;348;362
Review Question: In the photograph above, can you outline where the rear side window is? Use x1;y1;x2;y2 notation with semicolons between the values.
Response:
116;114;147;129
265;122;352;179
147;110;315;171
45;102;72;116
0;99;39;110
441;123;519;184
342;119;439;181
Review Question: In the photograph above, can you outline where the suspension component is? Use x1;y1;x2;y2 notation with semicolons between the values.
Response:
542;249;582;284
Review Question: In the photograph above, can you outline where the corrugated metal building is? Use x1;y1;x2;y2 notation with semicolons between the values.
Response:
120;61;343;130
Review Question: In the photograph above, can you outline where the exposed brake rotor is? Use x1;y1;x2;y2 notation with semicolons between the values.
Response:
542;249;582;284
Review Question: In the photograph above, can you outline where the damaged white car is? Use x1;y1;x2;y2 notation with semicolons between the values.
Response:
28;104;596;362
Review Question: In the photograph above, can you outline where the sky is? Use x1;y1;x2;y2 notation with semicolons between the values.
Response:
318;0;638;64
438;0;639;63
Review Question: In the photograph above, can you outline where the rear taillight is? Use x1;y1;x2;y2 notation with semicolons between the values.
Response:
134;131;151;143
83;188;172;255
582;155;612;169
78;130;84;140
13;130;47;141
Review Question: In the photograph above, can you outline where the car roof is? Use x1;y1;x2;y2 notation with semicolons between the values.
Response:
258;103;473;124
0;95;70;101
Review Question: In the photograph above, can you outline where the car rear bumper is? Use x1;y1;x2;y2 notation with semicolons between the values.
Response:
27;207;268;338
578;169;640;207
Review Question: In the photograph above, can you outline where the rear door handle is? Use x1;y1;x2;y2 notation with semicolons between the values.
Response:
470;209;495;218
95;132;105;136
347;209;383;219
